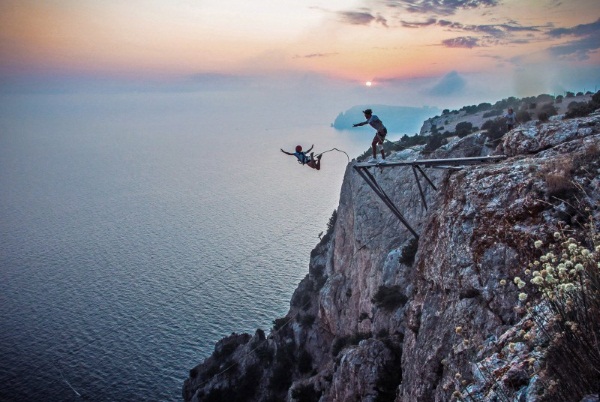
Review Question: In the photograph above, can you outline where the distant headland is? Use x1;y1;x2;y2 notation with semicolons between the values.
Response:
331;104;440;135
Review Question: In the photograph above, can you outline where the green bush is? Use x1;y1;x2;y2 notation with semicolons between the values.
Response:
455;121;473;138
297;349;313;374
538;103;557;121
482;118;506;142
331;332;372;356
399;238;418;266
423;133;444;153
514;223;599;400
273;317;288;331
565;90;600;118
372;285;408;311
298;314;315;328
291;383;321;402
516;110;531;123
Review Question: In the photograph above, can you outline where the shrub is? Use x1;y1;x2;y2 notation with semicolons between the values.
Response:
291;383;321;402
298;314;315;328
319;209;337;245
483;109;503;118
545;172;576;198
565;90;600;118
538;103;557;121
331;332;372;356
372;285;408;311
518;223;600;401
455;121;473;137
254;343;274;365
423;133;444;153
399;238;419;266
269;364;292;392
273;317;288;331
542;157;574;199
374;340;403;402
482;118;507;142
516;110;531;123
297;350;313;374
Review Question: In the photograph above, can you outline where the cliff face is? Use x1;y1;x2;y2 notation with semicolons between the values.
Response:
183;112;600;402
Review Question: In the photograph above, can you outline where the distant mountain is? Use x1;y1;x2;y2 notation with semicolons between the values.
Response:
332;104;440;135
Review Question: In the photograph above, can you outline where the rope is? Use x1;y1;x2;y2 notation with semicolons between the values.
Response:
315;148;350;162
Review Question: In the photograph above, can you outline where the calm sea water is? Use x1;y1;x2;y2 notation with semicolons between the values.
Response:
0;91;385;401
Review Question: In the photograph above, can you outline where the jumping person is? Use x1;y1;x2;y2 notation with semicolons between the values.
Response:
353;109;387;163
281;144;322;170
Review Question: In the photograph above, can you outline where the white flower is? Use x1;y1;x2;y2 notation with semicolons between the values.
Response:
519;293;528;301
534;240;543;249
500;279;507;286
531;276;544;285
575;263;584;272
554;232;561;239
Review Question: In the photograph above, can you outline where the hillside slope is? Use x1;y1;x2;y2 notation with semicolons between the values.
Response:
183;107;600;402
420;94;593;136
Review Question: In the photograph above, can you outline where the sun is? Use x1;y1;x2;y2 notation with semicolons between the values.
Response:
365;81;372;87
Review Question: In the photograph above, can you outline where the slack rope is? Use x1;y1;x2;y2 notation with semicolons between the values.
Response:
315;148;350;162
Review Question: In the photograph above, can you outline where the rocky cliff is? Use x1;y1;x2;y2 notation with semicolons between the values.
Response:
183;108;600;402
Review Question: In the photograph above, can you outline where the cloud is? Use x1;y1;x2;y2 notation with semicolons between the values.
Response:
428;71;466;96
294;53;338;59
383;0;499;16
547;18;600;60
337;10;387;27
401;18;437;28
338;11;373;25
442;36;480;48
402;18;540;39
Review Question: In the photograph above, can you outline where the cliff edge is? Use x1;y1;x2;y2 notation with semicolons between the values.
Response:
183;105;600;401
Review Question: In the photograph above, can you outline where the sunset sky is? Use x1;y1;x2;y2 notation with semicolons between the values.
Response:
1;0;599;106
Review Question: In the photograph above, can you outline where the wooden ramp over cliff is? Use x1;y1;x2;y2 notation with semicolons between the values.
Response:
353;155;507;239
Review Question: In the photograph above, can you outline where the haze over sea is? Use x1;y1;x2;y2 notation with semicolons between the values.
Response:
0;89;431;401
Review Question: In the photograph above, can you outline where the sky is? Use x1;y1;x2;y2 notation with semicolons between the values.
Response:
1;0;599;108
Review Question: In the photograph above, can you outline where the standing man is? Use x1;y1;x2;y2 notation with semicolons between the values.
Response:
353;109;387;163
505;107;518;132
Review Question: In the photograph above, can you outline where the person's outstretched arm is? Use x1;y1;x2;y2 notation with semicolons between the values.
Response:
281;149;293;156
353;121;367;127
306;144;314;153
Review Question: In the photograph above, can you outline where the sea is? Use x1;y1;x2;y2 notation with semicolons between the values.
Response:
0;89;427;401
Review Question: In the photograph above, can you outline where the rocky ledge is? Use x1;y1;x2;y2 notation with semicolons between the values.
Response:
183;111;600;402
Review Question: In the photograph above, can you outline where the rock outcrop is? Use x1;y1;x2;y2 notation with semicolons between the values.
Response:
183;110;600;402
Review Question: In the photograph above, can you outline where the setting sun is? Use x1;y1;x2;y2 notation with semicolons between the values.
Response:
365;81;372;87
